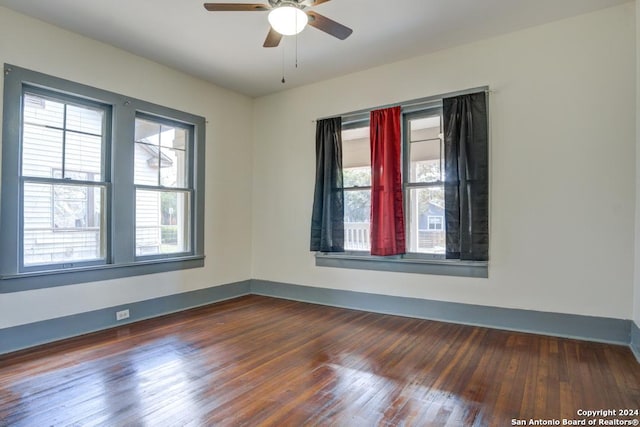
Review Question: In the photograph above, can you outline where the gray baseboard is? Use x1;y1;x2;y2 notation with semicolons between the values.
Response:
631;322;640;362
0;280;250;355
1;278;634;357
251;280;632;346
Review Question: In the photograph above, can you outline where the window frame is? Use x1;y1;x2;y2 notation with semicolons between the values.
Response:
316;87;489;278
342;119;372;252
133;113;194;260
0;64;206;293
403;106;446;258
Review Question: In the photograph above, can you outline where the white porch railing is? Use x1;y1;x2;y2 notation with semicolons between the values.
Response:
344;223;446;253
345;222;370;251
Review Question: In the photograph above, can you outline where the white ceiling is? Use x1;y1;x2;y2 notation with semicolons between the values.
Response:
0;0;629;97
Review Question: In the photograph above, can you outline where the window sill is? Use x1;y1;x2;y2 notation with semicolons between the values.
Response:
0;255;205;293
315;252;487;278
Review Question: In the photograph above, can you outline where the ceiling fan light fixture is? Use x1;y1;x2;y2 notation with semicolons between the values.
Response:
268;5;308;36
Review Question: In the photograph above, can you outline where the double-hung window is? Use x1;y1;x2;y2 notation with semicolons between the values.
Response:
0;65;205;292
404;107;445;256
21;90;109;269
342;122;371;251
134;116;192;257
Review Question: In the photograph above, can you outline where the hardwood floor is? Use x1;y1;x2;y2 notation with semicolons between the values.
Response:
1;295;639;426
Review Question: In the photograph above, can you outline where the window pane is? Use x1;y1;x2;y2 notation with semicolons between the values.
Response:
343;166;371;188
343;126;371;189
23;182;105;266
160;147;187;188
409;115;442;183
134;143;159;185
172;128;187;151
23;94;105;181
22;124;63;178
65;132;102;181
344;189;371;251
135;118;189;187
23;93;64;128
159;125;187;187
410;140;441;183
407;186;445;254
342;125;371;251
136;190;190;256
342;126;370;169
159;125;183;148
410;115;441;138
135;118;161;146
135;118;160;186
66;104;104;135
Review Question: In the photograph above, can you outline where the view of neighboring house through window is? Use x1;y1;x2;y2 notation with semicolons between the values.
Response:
21;91;107;267
342;124;371;251
134;116;191;256
405;109;446;254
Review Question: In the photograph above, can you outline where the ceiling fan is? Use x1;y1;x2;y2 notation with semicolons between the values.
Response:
203;0;353;48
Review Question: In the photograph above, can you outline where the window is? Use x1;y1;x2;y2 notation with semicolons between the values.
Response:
21;91;108;269
340;107;446;256
0;65;205;292
134;116;191;257
316;88;488;278
342;123;371;251
404;108;446;255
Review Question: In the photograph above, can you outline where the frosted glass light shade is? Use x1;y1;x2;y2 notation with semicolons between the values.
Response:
268;6;308;36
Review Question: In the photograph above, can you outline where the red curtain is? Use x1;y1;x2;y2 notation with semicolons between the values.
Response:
370;106;405;256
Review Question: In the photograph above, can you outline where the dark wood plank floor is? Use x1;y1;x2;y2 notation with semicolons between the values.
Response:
1;295;639;426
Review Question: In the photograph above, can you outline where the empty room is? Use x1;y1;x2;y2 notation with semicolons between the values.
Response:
1;0;640;425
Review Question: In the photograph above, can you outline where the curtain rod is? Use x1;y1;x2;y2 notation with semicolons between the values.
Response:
312;86;492;123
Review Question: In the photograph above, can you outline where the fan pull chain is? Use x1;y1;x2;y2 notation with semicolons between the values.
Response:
281;42;285;84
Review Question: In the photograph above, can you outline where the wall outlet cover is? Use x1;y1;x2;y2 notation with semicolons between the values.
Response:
116;309;130;321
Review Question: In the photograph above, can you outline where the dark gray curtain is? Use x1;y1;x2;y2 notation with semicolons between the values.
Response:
310;117;344;252
443;92;489;261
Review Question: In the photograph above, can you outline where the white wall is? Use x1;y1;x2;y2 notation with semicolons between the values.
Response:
0;7;254;328
252;4;636;319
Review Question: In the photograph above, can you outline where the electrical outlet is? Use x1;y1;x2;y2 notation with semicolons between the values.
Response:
116;309;130;321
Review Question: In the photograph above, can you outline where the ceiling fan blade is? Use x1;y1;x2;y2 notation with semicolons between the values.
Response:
303;0;332;6
203;3;269;11
263;27;283;47
306;11;352;40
